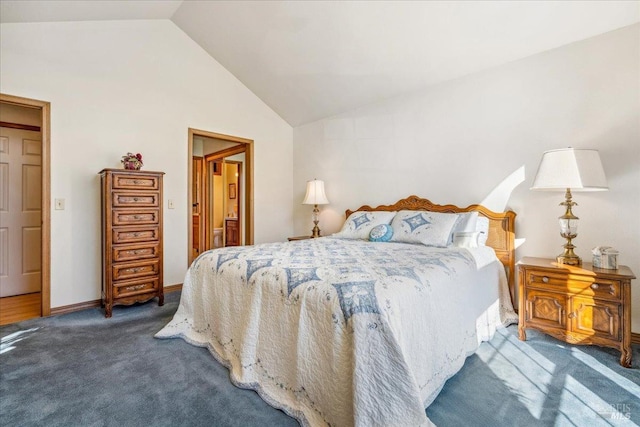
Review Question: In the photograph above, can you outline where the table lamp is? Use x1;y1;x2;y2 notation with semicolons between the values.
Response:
531;148;608;265
302;179;329;238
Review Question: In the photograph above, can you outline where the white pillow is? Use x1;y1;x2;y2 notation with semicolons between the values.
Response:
452;231;481;248
333;211;397;240
390;210;460;247
448;211;478;245
476;216;489;246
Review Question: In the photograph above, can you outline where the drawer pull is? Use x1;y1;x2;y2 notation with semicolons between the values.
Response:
542;276;549;283
568;312;575;319
126;267;144;273
591;283;600;290
125;284;146;291
134;215;141;220
134;180;143;185
133;197;139;202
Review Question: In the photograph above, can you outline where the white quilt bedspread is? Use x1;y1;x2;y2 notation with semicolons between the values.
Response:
156;237;516;427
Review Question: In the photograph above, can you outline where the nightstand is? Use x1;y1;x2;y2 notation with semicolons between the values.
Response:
288;235;313;241
517;257;635;367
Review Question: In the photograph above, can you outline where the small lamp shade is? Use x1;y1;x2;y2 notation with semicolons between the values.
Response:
531;148;608;191
302;179;329;205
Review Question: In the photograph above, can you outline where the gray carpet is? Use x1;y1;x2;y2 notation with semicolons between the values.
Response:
1;291;638;426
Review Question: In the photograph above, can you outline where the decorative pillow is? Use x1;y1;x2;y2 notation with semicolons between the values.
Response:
452;231;481;248
476;216;489;246
448;211;479;245
369;224;393;242
390;210;460;247
333;211;397;240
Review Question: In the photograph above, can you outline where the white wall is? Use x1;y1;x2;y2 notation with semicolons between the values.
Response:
293;24;640;331
0;20;293;308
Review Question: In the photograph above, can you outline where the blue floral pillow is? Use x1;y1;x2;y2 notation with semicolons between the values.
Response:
369;224;393;242
333;211;397;240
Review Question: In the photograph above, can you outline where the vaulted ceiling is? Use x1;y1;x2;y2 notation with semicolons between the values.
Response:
2;0;638;126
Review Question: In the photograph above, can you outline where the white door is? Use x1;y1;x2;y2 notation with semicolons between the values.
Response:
0;127;42;297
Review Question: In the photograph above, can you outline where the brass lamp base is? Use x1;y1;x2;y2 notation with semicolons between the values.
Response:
556;188;581;266
557;253;581;266
557;237;581;266
310;204;321;238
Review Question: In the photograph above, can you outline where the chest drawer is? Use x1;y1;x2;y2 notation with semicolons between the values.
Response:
112;259;159;281
112;174;159;191
112;242;160;262
112;209;160;226
112;226;159;244
527;270;621;301
113;277;159;298
112;191;160;208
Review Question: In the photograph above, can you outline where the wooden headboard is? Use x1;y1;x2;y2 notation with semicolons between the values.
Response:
346;195;517;308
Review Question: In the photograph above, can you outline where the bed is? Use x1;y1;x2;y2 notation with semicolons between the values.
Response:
156;196;518;426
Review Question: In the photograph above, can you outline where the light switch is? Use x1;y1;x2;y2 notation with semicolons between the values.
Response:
168;199;174;209
55;199;65;210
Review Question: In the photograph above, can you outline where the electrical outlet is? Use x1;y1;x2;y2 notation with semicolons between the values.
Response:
55;199;65;210
168;199;174;209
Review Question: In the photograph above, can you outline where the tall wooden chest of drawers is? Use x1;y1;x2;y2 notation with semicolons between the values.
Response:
99;169;165;318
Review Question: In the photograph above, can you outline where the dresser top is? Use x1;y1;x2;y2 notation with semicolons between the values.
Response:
518;256;635;279
99;168;165;175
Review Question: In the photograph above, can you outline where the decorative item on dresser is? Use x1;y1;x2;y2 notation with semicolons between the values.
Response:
120;152;143;170
518;257;635;367
99;169;165;318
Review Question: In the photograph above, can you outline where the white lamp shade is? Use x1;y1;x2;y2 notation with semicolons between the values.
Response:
302;179;329;205
531;148;608;192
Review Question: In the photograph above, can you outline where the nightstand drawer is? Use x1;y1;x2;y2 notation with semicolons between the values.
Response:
528;271;621;301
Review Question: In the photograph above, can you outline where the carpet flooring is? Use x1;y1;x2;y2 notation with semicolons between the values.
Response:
1;291;638;427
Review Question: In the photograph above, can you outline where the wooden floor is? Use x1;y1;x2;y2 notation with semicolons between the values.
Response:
0;292;41;326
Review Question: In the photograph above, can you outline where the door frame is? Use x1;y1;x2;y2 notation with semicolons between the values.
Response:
187;128;254;265
0;93;51;317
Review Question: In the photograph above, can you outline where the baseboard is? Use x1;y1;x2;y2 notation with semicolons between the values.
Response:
164;283;183;293
632;333;640;345
50;299;101;316
50;283;183;316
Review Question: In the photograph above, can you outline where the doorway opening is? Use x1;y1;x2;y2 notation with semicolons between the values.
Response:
0;93;51;325
188;128;253;265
